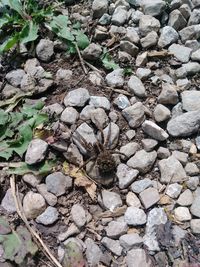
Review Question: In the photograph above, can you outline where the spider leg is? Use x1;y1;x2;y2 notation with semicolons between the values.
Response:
104;122;112;149
111;151;127;157
72;130;93;152
76;155;97;172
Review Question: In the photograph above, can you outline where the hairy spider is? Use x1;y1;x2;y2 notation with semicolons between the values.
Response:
72;123;124;175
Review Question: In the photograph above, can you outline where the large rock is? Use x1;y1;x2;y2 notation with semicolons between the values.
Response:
167;110;200;137
181;90;200;111
158;26;179;48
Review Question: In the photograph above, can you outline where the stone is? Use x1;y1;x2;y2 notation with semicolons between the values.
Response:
24;58;45;79
139;15;161;37
101;190;122;211
168;44;192;63
85;238;103;266
188;9;200;26
185;40;200;52
6;69;25;87
172;151;188;165
80;105;96;121
64;88;90;107
20;74;36;92
116;164;139;189
166;183;183;198
140;31;158;49
190;196;200;217
127;149;157;174
2;84;21;99
158;83;178;105
106;221;128;239
92;0;108;18
126;248;152;267
125;27;140;44
105;68;124;88
46;172;72;197
1;189;18;213
159;156;187;183
142;139;158;152
154;104;171;122
141;0;165;16
174;207;191;221
177;189;193;206
181;90;200;111
120;40;139;57
185;162;199;176
126;192;141;207
158;26;179;48
122;102;145;128
90;108;109;129
179;25;200;43
64;143;83;166
124;207;147;226
127;75;146;97
23;173;42;187
136;68;151;80
125;130;136;140
36;184;57;206
176;62;200;78
118;51;132;62
25;139;48;165
186;176;199;190
82;43;102;60
167;110;200;137
36;206;59;225
176;78;191;90
89;71;103;86
103;122;119;149
111;6;127;26
142;120;169;141
36;39;54;62
143;208;167;251
71;204;86;228
60;107;79;125
191;48;200;62
190;219;200;234
58;224;80;241
101;237;122;256
136;51;148;67
89;96;110;110
23;191;46;219
56;68;72;81
131;178;153;194
120;142;139;159
168;9;187;31
157;147;170;159
179;4;191;20
43;103;64;116
99;13;111;25
139;187;160;209
119;233;143;250
172;225;187;245
113;94;130;110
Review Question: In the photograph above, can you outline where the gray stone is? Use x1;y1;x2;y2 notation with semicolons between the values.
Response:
71;204;87;228
188;9;200;26
131;178;153;194
168;44;192;63
172;225;187;245
46;172;72;196
142;120;169;141
25;139;48;165
106;221;128;239
185;162;199;176
119;233;143;250
20;74;36;92
89;71;104;86
36;78;53;94
174;207;191;221
166;183;183;198
102;122;119;149
176;78;191;90
186;176;199;190
23;191;46;219
159;156;187;183
118;51;132;62
111;6;127;26
172;151;188;165
92;0;108;18
64;88;90;107
167;110;200;137
139;15;160;37
132;10;143;23
6;69;25;87
191;48;200;62
99;13;111;25
126;248;153;267
177;189;193;206
23;173;42;187
2;84;21;99
136;51;148;67
168;9;187;30
58;224;80;242
101;190;122;211
64;143;83;166
80;105;96;121
140;31;158;49
60;107;79;125
109;111;118;122
139;187;160;209
36;39;54;62
43;103;64;116
125;129;136;140
124;207;147;226
181;90;200;111
143;208;167;251
142;139;158;152
122;102;145;128
89;96;110;110
90;108;109;129
101;237;122;256
126;192;141;207
85;238;103;266
120;40;139;57
36;206;59;225
1;189;18;213
105;68;124;88
179;4;191;19
127;149;157;174
56;68;72;81
136;68;151;80
82;43;102;61
157;147;170;159
128;75;146;97
179;25;200;43
113;94;130;110
158;26;179;48
176;62;200;78
195;136;200;150
117;164;139;189
158;82;178;105
125;27;140;44
36;184;57;206
190;219;200;234
141;0;165;16
154;104;171;122
185;40;200;52
120;142;139;159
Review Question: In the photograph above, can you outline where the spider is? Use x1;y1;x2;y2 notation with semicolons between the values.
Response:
72;123;125;176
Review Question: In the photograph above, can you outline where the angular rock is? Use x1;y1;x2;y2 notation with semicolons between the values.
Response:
177;189;193;206
36;184;57;206
139;15;161;37
25;139;48;165
126;192;141;207
71;204;87;228
43;103;64;116
124;207;147;226
23;191;46;219
101;237;122;256
119;233;143;250
168;9;187;31
158;26;179;48
122;102;145;128
89;96;110;110
120;142;139;159
154;104;171;122
120;40;139;57
157;147;170;159
141;0;165;16
185;162;199;176
106;221;128;239
113;94;130;110
85;238;103;266
171;151;188;165
142;139;158;152
82;43;102;60
127;75;146;97
142;120;169;141
46;172;72;197
111;6;127;26
139;187;160;209
20;74;36;92
191;48;200;62
140;31;158;49
179;25;200;43
92;0;108;18
101;190;122;211
116;164;139;189
190;195;200;218
91;108;109;129
60;107;79;125
125;27;140;44
168;44;192;63
166;183;182;198
126;248;153;267
190;219;200;234
131;178;153;194
1;189;18;213
64;88;90;107
36;206;59;225
174;207;191;221
105;68;124;88
158;82;178;105
102;122;119;149
6;69;25;87
181;90;200;111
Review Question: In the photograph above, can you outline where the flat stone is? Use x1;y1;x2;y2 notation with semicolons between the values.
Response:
131;178;153;194
116;164;139;189
119;233;143;250
126;192;141;207
36;206;59;225
106;221;128;239
168;44;192;63
159;156;187;183
85;238;103;266
126;248;153;267
142;120;169;141
127;75;146;97
71;204;87;228
166;183;183;198
190;219;200;234
158;83;178;105
158;26;179;48
122;102;145;128
120;142;139;159
139;15;161;37
174;207;191;221
101;190;122;211
25;139;48;165
139;187;160;209
124;207;147;226
60;107;79;125
23;191;46;219
46;172;72;196
64;88;90;107
36;184;57;206
89;96;110;110
177;189;193;206
181;90;200;111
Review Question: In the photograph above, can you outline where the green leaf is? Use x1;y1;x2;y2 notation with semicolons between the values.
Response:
49;15;74;41
1;0;24;17
0;17;9;28
58;28;74;41
75;30;89;50
62;241;86;267
101;52;119;70
33;113;49;127
0;141;13;160
20;21;39;44
0;35;19;53
0;109;9;125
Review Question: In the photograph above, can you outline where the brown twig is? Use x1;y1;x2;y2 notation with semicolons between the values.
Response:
84;60;104;74
75;43;88;74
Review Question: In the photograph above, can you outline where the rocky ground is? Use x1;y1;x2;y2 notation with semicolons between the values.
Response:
1;0;200;266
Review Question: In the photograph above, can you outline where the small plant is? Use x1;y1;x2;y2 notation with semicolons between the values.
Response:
101;48;119;70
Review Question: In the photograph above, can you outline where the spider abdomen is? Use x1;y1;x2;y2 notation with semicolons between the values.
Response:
96;151;116;174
